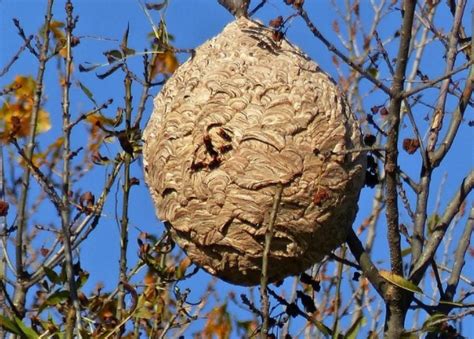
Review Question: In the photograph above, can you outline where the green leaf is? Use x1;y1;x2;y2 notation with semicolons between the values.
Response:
121;23;130;52
312;319;332;337
366;67;379;78
39;290;70;313
78;62;100;73
400;332;418;339
438;300;467;307
104;49;123;63
0;315;22;335
43;266;61;285
421;313;445;332
379;270;423;294
427;214;440;233
77;270;90;288
134;306;154;320
401;247;411;257
13;317;39;339
77;81;97;105
59;263;68;284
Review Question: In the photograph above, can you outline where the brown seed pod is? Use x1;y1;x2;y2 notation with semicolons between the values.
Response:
143;18;366;285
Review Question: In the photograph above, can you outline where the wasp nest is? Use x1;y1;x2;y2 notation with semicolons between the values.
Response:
143;17;366;286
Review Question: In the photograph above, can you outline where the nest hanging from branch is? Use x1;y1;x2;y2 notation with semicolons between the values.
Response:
143;17;366;286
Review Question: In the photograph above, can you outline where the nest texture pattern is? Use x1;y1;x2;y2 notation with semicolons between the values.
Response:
143;18;366;286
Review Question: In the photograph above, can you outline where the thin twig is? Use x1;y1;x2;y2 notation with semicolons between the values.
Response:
27;160;123;286
331;245;346;337
346;229;386;298
11;139;65;213
426;0;467;153
249;0;267;16
117;72;133;322
12;18;39;58
444;207;474;302
297;7;393;96
13;0;54;317
67;99;113;130
0;35;33;77
402;61;473;98
60;1;82;335
410;170;474;284
260;183;283;337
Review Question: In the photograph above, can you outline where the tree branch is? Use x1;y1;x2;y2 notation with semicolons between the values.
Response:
444;206;473;302
346;229;386;298
401;60;473;98
297;6;393;96
383;1;417;335
431;60;473;168
13;0;54;317
217;0;250;17
260;183;283;337
410;170;474;284
426;0;467;153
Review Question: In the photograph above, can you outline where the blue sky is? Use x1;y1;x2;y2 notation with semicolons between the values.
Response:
1;0;473;337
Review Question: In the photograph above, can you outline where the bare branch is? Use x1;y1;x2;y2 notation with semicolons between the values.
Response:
382;1;417;335
60;1;82;334
444;207;474;302
346;229;386;298
27;160;123;286
11;139;65;214
402;61;473;98
410;170;474;284
260;183;283;337
217;0;250;17
12;18;39;58
427;0;467;153
0;35;33;77
13;0;54;317
431;64;473;168
384;0;417;277
297;7;393;96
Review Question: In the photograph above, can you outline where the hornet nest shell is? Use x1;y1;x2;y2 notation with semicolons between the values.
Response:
143;17;366;286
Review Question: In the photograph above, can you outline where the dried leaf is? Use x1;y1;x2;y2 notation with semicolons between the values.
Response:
269;16;283;28
0;200;9;217
145;1;168;11
402;138;420;154
203;304;232;338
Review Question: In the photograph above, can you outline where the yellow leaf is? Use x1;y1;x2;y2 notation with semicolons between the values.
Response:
85;113;115;127
176;257;191;279
0;76;51;142
379;270;423;294
203;304;231;339
48;20;65;41
151;49;179;78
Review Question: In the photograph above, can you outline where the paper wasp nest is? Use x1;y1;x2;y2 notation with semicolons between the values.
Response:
143;18;366;285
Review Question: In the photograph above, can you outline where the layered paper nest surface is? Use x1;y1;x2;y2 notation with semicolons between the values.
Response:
143;17;366;285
